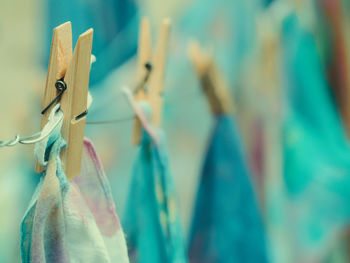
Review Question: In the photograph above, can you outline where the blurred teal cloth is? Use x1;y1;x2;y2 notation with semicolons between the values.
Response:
21;106;129;262
123;110;187;263
188;115;268;263
0;157;36;263
180;0;260;86
46;0;138;85
281;14;350;261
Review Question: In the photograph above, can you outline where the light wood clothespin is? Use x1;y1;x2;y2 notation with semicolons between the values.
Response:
35;22;93;180
132;17;171;145
188;41;234;115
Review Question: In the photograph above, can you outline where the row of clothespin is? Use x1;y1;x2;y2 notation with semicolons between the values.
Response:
1;18;234;181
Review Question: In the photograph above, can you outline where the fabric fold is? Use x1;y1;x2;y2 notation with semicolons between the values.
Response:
21;107;129;263
188;115;268;263
123;103;187;263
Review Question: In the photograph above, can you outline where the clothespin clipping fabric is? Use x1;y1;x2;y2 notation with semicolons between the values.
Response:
36;22;93;180
132;18;171;145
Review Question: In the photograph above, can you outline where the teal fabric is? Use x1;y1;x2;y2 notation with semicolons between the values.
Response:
281;14;350;261
123;116;187;263
179;0;260;86
188;115;268;263
46;0;138;85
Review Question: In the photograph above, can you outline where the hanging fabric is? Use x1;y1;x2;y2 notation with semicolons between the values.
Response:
123;102;187;263
21;105;129;263
281;13;350;262
188;115;269;263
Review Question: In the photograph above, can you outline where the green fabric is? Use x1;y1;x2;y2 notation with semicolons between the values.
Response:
281;14;350;261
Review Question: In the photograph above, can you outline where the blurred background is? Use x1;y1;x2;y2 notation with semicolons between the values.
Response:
1;0;350;262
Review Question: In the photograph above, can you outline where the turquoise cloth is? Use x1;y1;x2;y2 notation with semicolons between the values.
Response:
46;0;138;85
281;14;350;261
179;0;260;86
123;116;187;263
188;115;268;263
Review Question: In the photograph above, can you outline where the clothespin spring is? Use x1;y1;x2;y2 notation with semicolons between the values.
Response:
41;79;67;115
133;62;153;95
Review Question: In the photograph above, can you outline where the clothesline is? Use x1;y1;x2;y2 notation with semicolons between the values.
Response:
0;86;203;145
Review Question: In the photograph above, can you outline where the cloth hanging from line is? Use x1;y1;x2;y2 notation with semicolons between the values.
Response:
187;115;269;263
281;14;350;262
21;105;129;263
123;103;187;263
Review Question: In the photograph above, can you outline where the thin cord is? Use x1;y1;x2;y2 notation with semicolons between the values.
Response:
86;115;135;125
0;85;203;146
85;63;152;125
85;89;201;125
0;64;155;145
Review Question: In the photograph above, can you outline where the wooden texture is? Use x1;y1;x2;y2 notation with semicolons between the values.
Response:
132;18;171;144
188;41;234;115
136;18;152;99
148;19;171;126
35;22;72;173
132;18;152;145
61;29;93;180
36;22;93;180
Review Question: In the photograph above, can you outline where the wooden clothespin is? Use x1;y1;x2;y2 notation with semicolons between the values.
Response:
35;22;93;180
188;41;234;115
132;17;171;145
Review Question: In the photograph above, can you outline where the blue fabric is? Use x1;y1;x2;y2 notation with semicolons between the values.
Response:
262;0;275;7
179;0;260;86
188;115;268;263
281;14;350;260
123;126;187;263
45;0;138;85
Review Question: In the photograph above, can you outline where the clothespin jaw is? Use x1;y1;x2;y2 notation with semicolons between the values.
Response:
39;22;72;130
132;18;152;145
36;22;93;180
188;41;234;115
148;18;170;126
132;18;171;145
60;29;93;180
135;18;152;102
